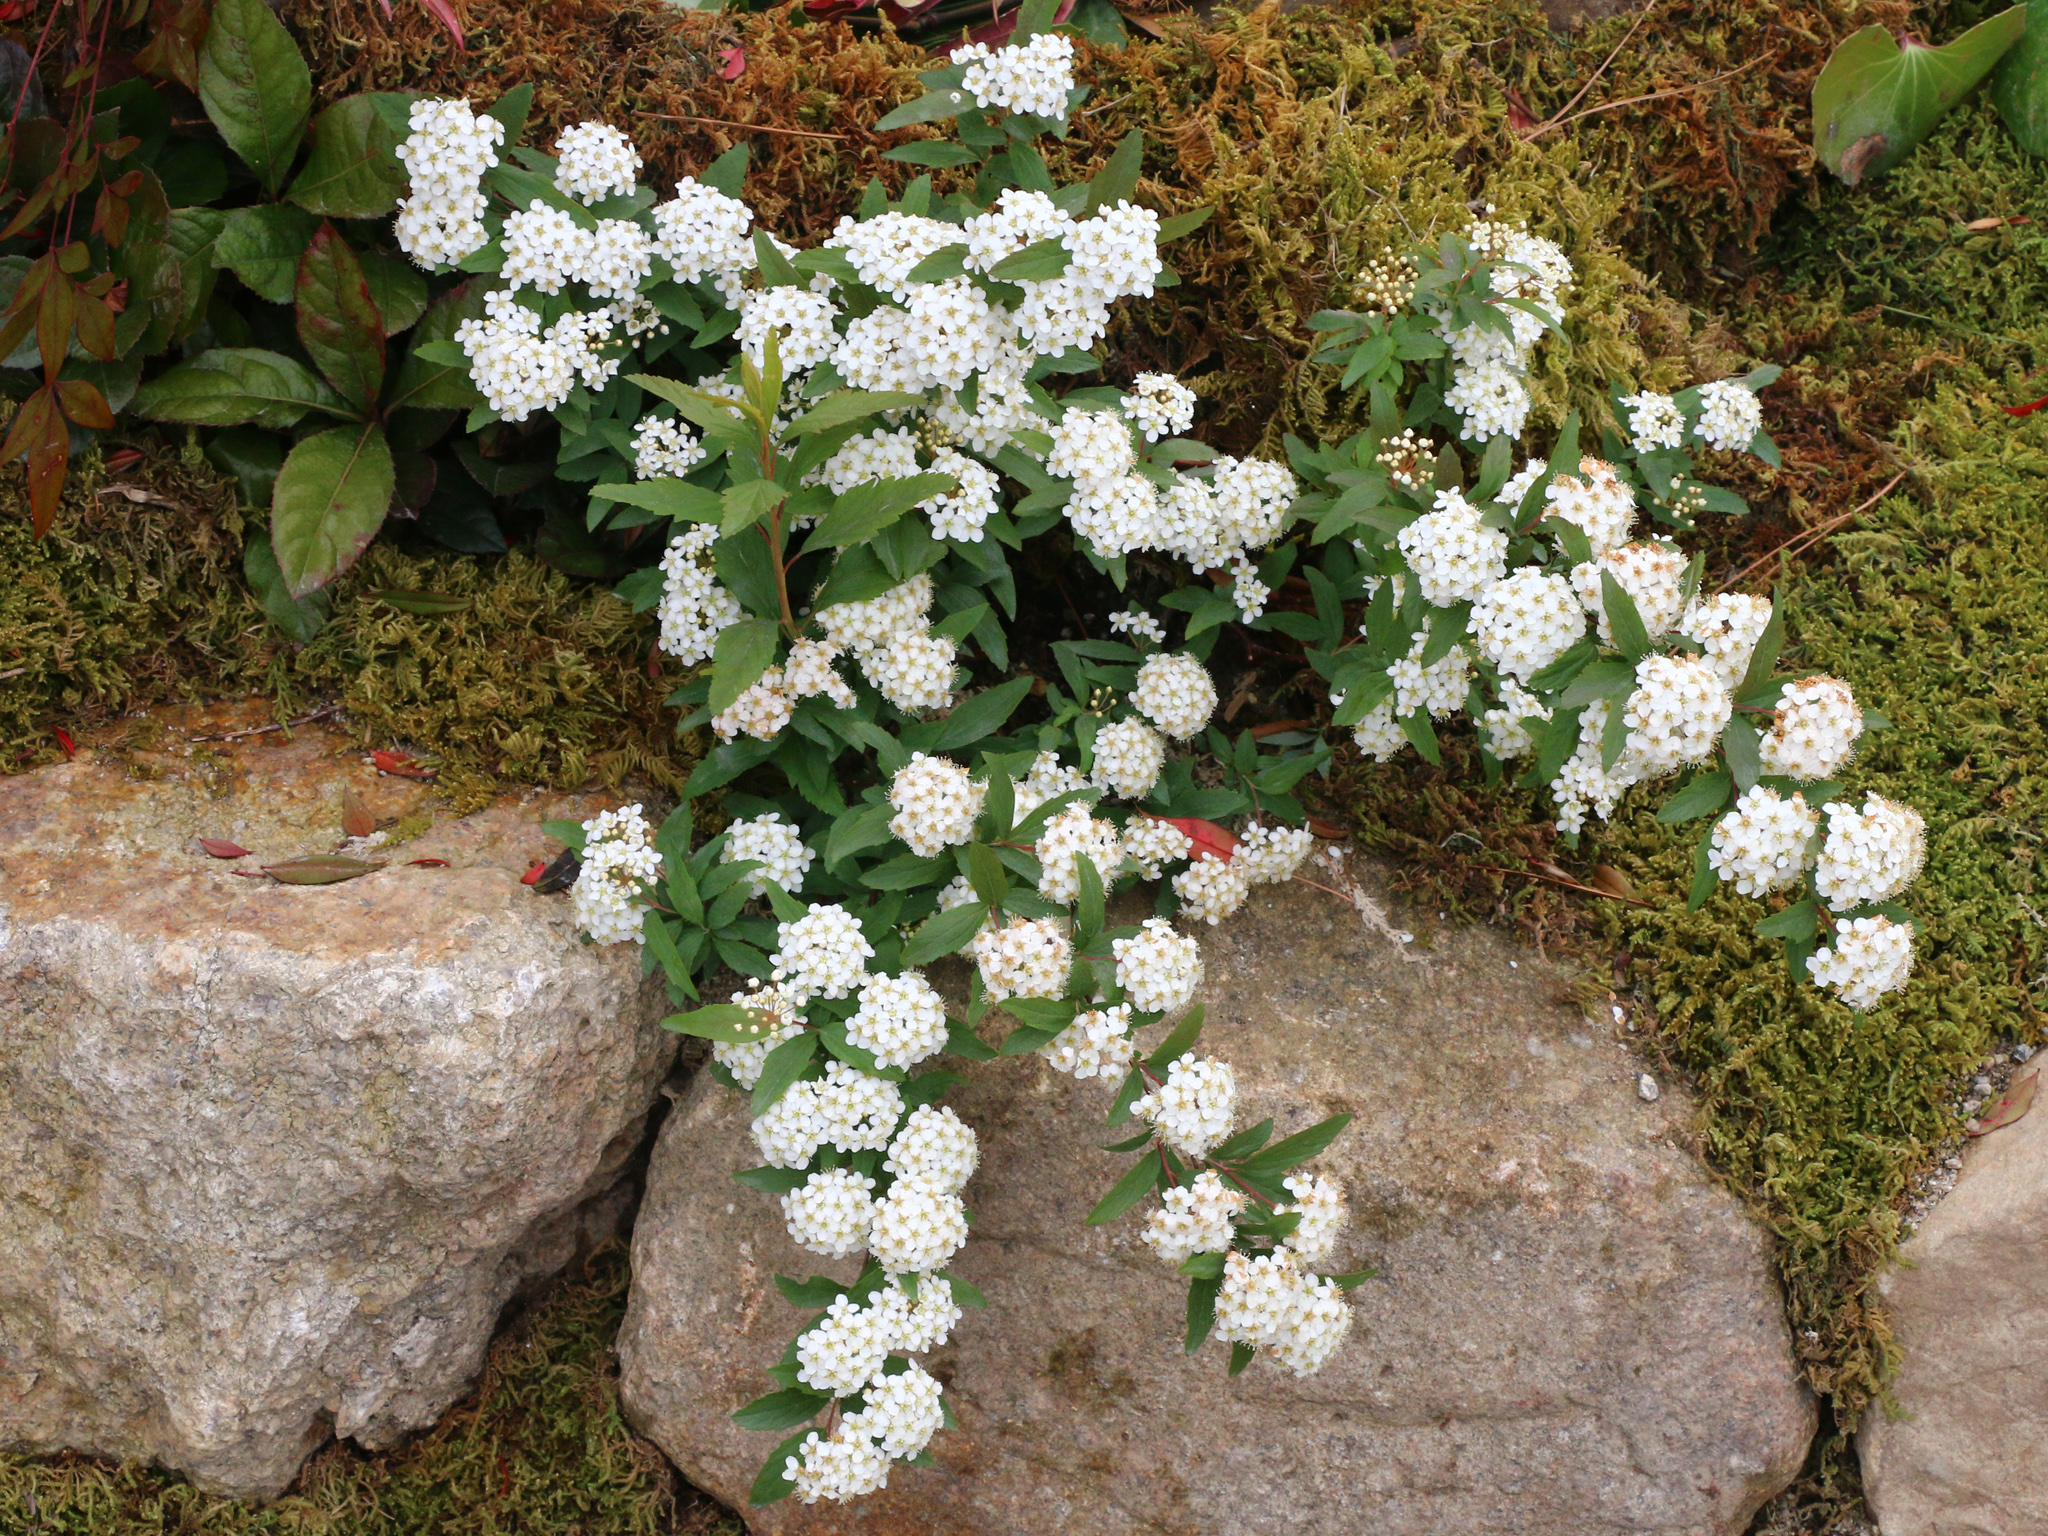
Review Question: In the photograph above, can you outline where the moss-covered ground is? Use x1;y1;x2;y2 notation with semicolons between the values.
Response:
4;1;2044;1530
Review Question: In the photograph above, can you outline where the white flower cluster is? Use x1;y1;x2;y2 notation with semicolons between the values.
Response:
1694;379;1764;453
1112;917;1203;1013
972;915;1072;1002
847;972;951;1069
1679;593;1772;690
1174;852;1250;926
782;1168;876;1260
1141;1169;1243;1265
632;414;704;479
553;121;640;205
651;177;757;297
1040;1003;1136;1080
1014;749;1086;822
1571;540;1687;643
1761;676;1864;780
1386;624;1472;718
772;903;876;1003
1214;1248;1353;1377
1278;1172;1347;1263
738;285;839;370
722;813;815;899
1543;457;1637;555
1134;1055;1236;1156
1036;803;1123;903
1398;490;1508;605
394;98;502;267
884;1103;980;1192
1548;699;1637;835
752;1060;902;1168
712;981;805;1088
1469;567;1585;682
1124;372;1197;441
816;574;957;713
922;449;1000;543
655;524;742;665
500;202;653;300
1123;817;1194;879
1814;795;1926;908
1709;786;1817;896
1108;605;1166;645
952;32;1076;121
1429;215;1571;442
869;1175;970;1274
1620;653;1731;774
1236;823;1313;884
710;640;858;744
569;803;661;945
455;290;617;421
1089;717;1166;800
1132;652;1217;740
1808;914;1915;1010
889;752;985;857
1621;391;1686;452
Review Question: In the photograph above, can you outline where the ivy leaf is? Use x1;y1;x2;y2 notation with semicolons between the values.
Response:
1812;9;2028;186
197;0;312;197
295;222;385;414
270;422;394;596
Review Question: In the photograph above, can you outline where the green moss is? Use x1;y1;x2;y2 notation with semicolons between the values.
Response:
0;1248;739;1535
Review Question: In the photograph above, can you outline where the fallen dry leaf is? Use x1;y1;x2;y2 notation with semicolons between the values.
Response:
1506;86;1538;133
407;857;450;868
718;45;746;79
1590;865;1637;900
1307;817;1350;840
1964;215;2032;230
521;859;548;886
52;726;76;759
1966;1068;2037;1137
1154;816;1240;864
253;855;386;886
97;483;188;511
342;788;378;840
372;749;436;780
197;838;251;859
2004;394;2048;419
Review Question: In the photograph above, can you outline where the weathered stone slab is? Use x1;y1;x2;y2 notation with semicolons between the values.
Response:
0;703;674;1499
1858;1059;2048;1536
618;877;1812;1535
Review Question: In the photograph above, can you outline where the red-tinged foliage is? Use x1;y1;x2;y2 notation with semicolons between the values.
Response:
372;749;437;779
520;859;548;886
407;857;451;867
51;726;75;758
2004;394;2048;418
717;46;745;80
342;787;378;839
1152;815;1238;862
198;838;253;858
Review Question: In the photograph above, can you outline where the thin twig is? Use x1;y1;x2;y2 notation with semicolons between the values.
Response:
0;666;23;681
1523;7;1654;137
1471;863;1651;907
1523;58;1766;143
1719;470;1907;593
645;113;845;142
1052;571;1090;641
187;704;343;743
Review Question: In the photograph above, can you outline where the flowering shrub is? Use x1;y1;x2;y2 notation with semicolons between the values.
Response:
367;0;1927;1505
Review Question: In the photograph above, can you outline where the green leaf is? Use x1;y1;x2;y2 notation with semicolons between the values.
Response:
1145;1004;1206;1071
874;89;972;133
1756;899;1819;941
732;1389;832;1432
930;676;1033;751
1085;1154;1162;1226
733;1166;812;1195
1657;770;1733;825
785;390;929;438
1185;1274;1221;1353
592;478;723;523
967;842;1009;908
710;619;782;715
165;207;227;337
1239;1113;1353;1173
907;903;988;965
804;473;955;549
1813;9;2028;186
1075;851;1105;942
1228;1341;1255;1376
243;530;330;642
1687;830;1718;912
387;281;488;413
720;480;786;539
1722;714;1762;793
987;236;1071;283
214;203;321;304
1088;130;1143;212
749;1431;809;1507
1994;0;2048;156
270;423;395;597
884;140;980;167
135;348;345;430
288;92;409;217
358;250;429;335
825;800;895;867
751;1031;819;1116
295;222;385;413
1208;1119;1274;1163
1558;659;1637;710
198;0;312;196
487;84;535;145
540;818;587;853
1599;571;1653;662
1156;206;1214;242
664;1003;788;1044
1178;1251;1226;1279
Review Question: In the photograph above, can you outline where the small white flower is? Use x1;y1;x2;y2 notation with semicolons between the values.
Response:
1036;803;1123;904
1621;391;1686;453
1808;915;1914;1010
972;915;1072;1003
847;971;951;1070
1760;676;1864;781
1132;653;1217;741
782;1168;878;1260
882;1103;979;1194
1397;489;1508;605
1039;1003;1136;1081
1235;823;1313;885
1173;853;1249;926
1140;1169;1243;1266
773;904;876;1002
1279;1172;1348;1264
1112;917;1203;1014
1694;378;1764;453
1134;1055;1236;1157
842;1361;946;1460
868;1176;970;1275
1122;818;1193;880
1708;787;1817;896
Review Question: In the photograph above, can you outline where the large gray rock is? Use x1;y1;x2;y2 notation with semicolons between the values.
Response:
1858;1062;2048;1536
618;876;1813;1535
0;703;674;1499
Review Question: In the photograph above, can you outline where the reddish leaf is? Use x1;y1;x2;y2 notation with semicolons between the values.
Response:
718;46;746;79
296;223;387;414
256;855;387;885
52;726;76;758
104;447;145;473
55;380;115;430
1505;87;1538;133
37;278;77;378
2;385;71;535
2005;394;2048;418
372;749;436;780
407;857;450;867
103;280;128;315
93;185;131;247
198;838;252;858
1306;817;1349;840
1967;1069;2038;1137
1590;864;1637;901
417;0;466;48
965;0;1074;45
72;294;117;360
1155;816;1239;863
342;787;378;839
520;859;548;886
